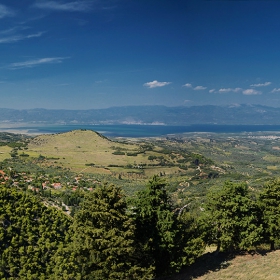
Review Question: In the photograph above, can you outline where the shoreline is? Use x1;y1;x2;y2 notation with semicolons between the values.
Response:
0;128;46;136
1;124;280;138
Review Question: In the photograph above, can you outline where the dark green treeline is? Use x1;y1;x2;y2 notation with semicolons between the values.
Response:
1;176;280;279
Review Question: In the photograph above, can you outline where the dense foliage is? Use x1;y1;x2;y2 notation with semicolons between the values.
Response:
134;176;180;275
202;181;263;252
69;183;153;279
0;176;206;279
259;178;280;250
0;186;71;279
133;176;204;276
1;174;280;279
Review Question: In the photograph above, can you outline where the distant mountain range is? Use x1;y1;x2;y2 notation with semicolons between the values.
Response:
0;104;280;125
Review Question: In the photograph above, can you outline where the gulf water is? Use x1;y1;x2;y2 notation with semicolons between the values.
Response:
16;124;280;137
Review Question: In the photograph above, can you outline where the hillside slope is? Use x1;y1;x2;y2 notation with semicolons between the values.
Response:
25;129;218;181
165;250;280;280
27;130;141;173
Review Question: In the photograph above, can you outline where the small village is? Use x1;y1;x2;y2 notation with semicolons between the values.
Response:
0;168;101;192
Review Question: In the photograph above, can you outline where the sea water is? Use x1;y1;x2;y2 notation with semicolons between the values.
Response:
12;124;280;137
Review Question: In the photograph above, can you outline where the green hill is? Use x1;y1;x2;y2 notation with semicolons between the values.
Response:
25;129;213;180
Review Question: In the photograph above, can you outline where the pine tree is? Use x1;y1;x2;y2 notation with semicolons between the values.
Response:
202;181;262;252
133;175;183;276
69;183;153;280
177;211;205;268
0;185;71;279
259;178;280;250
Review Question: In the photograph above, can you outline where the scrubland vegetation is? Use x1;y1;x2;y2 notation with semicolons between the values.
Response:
1;130;280;279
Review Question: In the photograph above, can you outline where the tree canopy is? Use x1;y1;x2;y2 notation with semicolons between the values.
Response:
259;178;280;250
0;185;71;279
67;183;153;280
133;175;203;276
202;181;263;252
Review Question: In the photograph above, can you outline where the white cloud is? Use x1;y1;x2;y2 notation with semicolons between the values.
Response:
219;88;231;93
34;1;93;12
7;57;69;69
183;83;207;90
250;82;271;87
0;32;44;44
209;89;215;93
271;88;280;93
242;89;261;95
143;80;171;88
0;4;14;19
218;88;242;93
194;86;207;90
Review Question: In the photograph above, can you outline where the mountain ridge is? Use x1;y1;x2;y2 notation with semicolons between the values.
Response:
0;104;279;125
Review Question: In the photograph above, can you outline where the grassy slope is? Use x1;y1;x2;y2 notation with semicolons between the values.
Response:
0;146;12;161
164;250;280;280
196;251;280;280
26;130;184;175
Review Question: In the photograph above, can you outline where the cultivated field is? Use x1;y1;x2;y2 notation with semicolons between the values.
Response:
0;146;13;162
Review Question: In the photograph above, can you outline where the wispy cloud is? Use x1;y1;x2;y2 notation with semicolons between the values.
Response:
0;4;15;19
242;89;261;95
250;82;271;87
0;35;23;44
7;57;68;70
218;88;242;93
33;1;93;12
143;80;171;88
0;32;44;44
271;88;280;93
0;26;29;35
26;32;45;39
194;85;207;90
209;89;215;93
183;83;207;90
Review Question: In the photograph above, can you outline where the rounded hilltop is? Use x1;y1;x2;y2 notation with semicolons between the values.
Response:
25;129;214;179
29;129;110;148
27;129;145;174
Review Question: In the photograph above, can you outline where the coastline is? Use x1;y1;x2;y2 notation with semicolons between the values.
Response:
0;128;43;136
1;124;280;138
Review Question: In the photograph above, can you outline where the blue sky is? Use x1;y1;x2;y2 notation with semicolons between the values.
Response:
1;1;280;109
